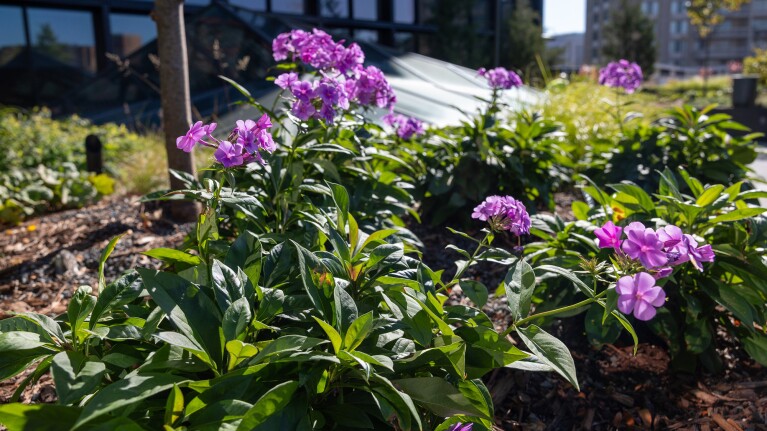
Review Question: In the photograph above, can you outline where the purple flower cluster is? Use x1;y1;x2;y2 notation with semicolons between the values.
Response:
272;29;364;74
175;114;275;168
383;113;424;140
594;221;715;321
447;423;473;431
477;67;523;90
598;60;643;94
272;29;396;124
472;195;531;235
594;221;714;273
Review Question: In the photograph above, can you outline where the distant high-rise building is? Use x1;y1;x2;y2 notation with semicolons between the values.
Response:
547;32;585;73
584;0;767;78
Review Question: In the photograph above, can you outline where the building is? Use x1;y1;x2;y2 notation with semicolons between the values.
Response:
0;0;543;112
584;0;767;78
546;32;584;73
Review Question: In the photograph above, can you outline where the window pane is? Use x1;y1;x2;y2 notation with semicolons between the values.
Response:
272;0;304;14
228;0;267;10
394;0;414;23
110;13;156;57
353;0;377;20
322;0;350;17
27;8;97;73
0;6;25;67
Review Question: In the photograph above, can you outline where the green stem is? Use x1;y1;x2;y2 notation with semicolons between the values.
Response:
437;231;492;293
503;289;609;336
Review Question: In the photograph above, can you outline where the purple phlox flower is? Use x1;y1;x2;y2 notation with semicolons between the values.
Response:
657;225;689;265
616;272;666;321
292;100;317;121
621;226;668;269
684;235;715;271
214;140;246;168
599;60;643;93
317;78;340;105
275;72;299;89
318;102;337;123
337;42;365;74
654;267;674;280
352;65;396;110
256;113;272;130
176;121;211;152
384;113;424;140
447;423;474;431
256;129;275;153
290;80;316;102
594;221;623;251
472;195;531;235
478;66;523;90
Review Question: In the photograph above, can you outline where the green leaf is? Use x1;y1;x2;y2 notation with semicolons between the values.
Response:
143;248;202;266
535;265;593;297
393;377;489;419
212;259;246;313
609;182;655;213
50;351;106;405
98;234;125;293
236;381;299;431
219;75;252;98
333;283;357;333
225;340;258;370
709;208;766;224
293;242;331;319
327;181;350;230
223;297;252;342
504;259;535;321
74;373;188;428
343;311;373;351
459;280;489;308
0;403;80;431
743;335;767;366
89;270;142;329
67;286;96;344
138;268;224;371
0;332;56;381
225;230;262;288
164;384;184;427
696;185;725;207
516;325;579;390
571;200;590;220
312;317;342;354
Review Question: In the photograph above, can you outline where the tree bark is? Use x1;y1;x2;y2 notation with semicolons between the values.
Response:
153;0;200;222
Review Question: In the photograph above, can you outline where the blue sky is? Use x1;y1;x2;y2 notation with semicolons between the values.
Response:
543;0;586;37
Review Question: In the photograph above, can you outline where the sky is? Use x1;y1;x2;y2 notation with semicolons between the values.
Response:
543;0;587;37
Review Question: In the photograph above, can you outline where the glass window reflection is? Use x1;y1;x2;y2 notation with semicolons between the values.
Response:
27;8;97;73
0;6;26;67
272;0;304;14
394;0;414;23
228;0;267;10
110;13;156;57
354;29;378;42
353;0;377;20
321;0;350;17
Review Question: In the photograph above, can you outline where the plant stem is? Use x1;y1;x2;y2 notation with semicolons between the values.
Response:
503;289;609;336
437;231;492;293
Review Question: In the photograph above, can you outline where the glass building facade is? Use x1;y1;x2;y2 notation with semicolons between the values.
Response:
0;0;542;121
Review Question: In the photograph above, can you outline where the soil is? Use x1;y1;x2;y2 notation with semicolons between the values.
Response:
1;194;766;430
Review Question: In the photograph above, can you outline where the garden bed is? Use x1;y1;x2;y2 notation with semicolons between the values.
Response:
1;195;764;430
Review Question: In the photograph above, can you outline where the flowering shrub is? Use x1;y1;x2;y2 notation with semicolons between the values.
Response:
526;169;767;369
383;113;425;140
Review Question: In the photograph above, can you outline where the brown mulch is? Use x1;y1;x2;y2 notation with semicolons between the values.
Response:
1;195;766;430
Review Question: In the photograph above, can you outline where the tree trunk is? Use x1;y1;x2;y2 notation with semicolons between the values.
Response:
153;0;200;222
